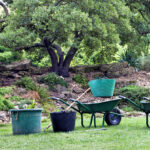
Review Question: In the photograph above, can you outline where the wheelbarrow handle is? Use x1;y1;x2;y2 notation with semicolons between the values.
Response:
142;97;150;101
69;98;78;102
119;95;143;111
51;97;61;101
51;97;80;112
118;95;127;99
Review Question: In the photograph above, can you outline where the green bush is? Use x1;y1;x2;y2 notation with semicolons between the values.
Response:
73;74;89;88
0;86;13;96
37;87;50;102
18;100;32;109
38;73;68;90
115;85;150;110
16;77;37;91
0;96;14;111
136;55;150;71
118;49;138;67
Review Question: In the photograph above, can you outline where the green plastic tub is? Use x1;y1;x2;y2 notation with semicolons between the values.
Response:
88;78;116;97
10;109;42;135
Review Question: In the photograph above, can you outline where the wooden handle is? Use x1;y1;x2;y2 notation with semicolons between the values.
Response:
65;88;90;111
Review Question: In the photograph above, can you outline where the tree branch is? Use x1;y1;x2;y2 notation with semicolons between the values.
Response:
0;2;9;23
15;43;45;51
55;0;64;6
51;44;64;67
0;24;7;32
63;31;82;68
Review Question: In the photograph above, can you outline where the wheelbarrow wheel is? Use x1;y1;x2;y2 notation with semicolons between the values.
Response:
105;108;122;126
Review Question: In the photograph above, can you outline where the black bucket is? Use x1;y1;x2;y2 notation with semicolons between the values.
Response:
50;111;76;132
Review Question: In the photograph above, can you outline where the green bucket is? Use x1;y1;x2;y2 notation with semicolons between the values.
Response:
88;78;116;97
10;109;42;135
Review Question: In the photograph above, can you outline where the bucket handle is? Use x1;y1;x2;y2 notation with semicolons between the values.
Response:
15;112;19;120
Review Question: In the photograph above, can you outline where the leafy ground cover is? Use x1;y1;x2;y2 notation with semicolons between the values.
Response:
0;117;150;150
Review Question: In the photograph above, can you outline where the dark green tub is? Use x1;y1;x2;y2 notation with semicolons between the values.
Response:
10;109;42;135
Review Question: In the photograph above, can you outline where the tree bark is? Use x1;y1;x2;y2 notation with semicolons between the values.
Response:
0;2;9;23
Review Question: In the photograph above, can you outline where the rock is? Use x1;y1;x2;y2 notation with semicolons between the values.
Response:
64;77;72;82
70;64;100;73
8;60;31;71
62;91;72;98
30;66;50;75
18;71;30;76
55;84;68;93
73;87;84;94
0;60;31;71
0;111;10;123
14;87;28;96
107;71;120;78
12;73;21;78
120;67;136;76
107;62;128;72
0;71;14;77
39;84;49;89
0;65;7;71
0;78;16;86
100;64;110;72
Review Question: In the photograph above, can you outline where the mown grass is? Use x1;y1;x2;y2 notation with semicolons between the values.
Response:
0;117;150;150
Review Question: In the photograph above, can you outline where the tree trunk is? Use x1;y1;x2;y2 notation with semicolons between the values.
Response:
43;37;79;77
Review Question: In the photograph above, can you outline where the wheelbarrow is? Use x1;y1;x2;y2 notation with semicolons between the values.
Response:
51;97;122;128
119;96;150;128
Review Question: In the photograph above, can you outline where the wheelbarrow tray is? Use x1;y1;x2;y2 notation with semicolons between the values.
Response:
77;99;120;113
140;101;150;113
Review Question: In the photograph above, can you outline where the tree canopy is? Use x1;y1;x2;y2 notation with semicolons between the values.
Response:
0;0;149;76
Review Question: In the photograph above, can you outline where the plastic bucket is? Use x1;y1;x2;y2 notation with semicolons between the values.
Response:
88;78;116;97
50;111;76;132
10;109;42;135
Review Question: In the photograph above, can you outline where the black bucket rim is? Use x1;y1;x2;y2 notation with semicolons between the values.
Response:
50;111;76;114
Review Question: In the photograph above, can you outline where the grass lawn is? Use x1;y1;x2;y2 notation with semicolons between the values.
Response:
0;117;150;150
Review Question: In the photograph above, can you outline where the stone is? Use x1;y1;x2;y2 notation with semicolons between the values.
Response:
0;78;16;86
12;73;21;78
55;84;68;93
99;64;111;72
107;71;120;78
0;71;14;77
30;66;50;75
5;60;31;71
0;111;10;123
64;77;72;82
0;65;7;71
121;67;136;76
73;87;84;94
39;84;49;90
70;64;100;73
14;87;28;96
18;71;30;76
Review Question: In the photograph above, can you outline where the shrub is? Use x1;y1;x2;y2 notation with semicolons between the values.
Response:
73;74;89;88
38;73;68;90
0;96;14;111
136;55;150;71
18;100;32;109
37;87;50;102
115;85;150;110
16;77;37;91
118;49;138;67
0;86;13;96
